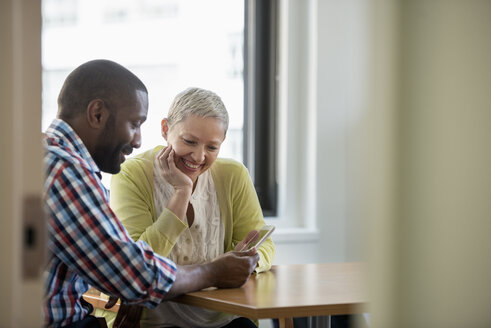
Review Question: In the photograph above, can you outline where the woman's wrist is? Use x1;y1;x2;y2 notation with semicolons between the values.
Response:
166;187;192;222
173;186;192;199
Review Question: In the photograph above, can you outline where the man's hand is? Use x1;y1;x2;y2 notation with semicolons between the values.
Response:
209;249;260;288
164;248;259;299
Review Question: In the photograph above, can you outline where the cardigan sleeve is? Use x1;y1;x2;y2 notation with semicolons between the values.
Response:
221;161;276;273
110;151;187;257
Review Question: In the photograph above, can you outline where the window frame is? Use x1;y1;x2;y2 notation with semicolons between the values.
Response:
244;0;278;217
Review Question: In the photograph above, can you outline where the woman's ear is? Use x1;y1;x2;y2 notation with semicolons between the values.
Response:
161;118;169;140
87;99;109;129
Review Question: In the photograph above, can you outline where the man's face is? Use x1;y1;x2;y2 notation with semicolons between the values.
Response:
93;90;148;174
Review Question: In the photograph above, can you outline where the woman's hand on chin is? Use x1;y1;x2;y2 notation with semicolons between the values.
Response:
158;145;193;193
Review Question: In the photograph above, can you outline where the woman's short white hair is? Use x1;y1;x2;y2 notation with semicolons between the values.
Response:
167;87;229;133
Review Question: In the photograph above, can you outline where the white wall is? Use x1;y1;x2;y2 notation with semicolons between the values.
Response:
274;2;491;328
315;0;370;263
275;1;491;322
273;0;371;265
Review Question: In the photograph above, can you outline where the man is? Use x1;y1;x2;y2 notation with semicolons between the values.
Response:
43;60;259;327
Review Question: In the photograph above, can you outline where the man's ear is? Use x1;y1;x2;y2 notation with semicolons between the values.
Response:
161;118;169;140
87;99;110;129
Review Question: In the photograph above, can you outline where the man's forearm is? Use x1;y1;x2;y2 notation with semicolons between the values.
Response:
163;262;216;299
161;249;259;300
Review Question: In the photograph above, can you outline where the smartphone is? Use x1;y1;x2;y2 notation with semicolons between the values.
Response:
245;225;275;251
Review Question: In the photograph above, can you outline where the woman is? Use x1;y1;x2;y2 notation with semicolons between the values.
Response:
101;87;275;328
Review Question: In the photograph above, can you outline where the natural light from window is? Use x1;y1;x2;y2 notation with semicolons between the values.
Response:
42;0;244;173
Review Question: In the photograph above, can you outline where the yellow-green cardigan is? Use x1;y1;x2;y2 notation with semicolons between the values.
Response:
99;146;275;326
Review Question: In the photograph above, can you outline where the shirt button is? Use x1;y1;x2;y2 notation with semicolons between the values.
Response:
183;256;189;261
194;224;199;229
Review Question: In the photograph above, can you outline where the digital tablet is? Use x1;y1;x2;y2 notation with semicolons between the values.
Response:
245;225;275;250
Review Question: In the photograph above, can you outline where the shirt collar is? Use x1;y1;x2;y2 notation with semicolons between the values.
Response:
45;118;102;175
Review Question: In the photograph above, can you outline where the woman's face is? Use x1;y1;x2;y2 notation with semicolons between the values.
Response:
162;115;226;184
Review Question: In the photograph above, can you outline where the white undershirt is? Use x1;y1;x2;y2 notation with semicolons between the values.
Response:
141;156;236;328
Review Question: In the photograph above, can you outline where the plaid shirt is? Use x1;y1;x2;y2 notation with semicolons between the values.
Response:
43;119;177;327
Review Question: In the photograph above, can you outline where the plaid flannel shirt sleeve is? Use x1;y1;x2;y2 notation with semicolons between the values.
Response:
45;160;176;307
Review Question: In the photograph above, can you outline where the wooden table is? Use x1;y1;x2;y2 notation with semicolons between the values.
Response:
172;262;367;328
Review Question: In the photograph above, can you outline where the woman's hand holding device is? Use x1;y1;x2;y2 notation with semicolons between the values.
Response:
235;225;275;252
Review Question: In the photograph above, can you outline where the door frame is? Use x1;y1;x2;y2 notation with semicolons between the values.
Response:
0;0;43;326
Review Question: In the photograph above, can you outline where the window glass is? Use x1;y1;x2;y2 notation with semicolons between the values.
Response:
42;0;244;164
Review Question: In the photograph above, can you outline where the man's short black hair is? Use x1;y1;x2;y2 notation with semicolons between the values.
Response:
57;59;148;119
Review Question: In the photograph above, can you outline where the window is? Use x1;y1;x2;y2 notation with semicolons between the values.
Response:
42;0;279;217
42;0;244;163
43;0;77;27
244;0;278;217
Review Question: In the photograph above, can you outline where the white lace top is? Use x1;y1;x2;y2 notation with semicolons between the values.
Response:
140;156;236;328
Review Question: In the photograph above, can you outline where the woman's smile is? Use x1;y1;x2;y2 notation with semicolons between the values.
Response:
181;158;202;170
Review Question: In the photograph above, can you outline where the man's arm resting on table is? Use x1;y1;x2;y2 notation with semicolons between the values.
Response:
106;248;258;310
163;248;259;299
